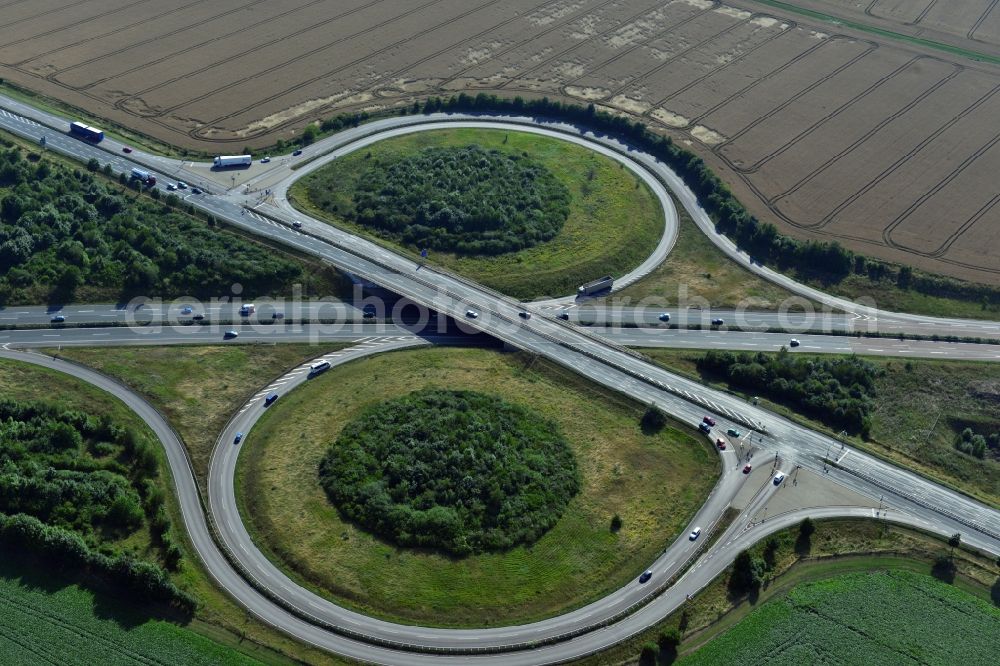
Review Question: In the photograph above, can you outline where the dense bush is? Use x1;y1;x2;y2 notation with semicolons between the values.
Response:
0;398;184;586
0;512;193;611
696;350;879;436
955;427;999;460
319;389;579;555
342;145;570;255
0;146;308;304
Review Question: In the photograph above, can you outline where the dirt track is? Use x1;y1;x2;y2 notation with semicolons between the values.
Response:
1;0;999;284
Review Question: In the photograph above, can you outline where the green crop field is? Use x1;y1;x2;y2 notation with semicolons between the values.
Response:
290;128;663;300
0;558;260;665
679;570;1000;665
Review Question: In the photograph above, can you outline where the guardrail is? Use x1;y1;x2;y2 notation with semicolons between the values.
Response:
828;459;1000;541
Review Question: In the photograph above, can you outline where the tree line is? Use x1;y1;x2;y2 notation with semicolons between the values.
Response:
695;350;879;436
0;146;309;305
298;92;1000;307
351;145;570;255
0;398;188;607
319;389;579;555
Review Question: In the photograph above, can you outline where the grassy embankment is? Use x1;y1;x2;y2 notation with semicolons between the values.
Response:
290;128;664;300
581;518;1000;665
641;350;1000;507
236;346;718;627
41;345;356;664
607;198;798;309
0;356;324;665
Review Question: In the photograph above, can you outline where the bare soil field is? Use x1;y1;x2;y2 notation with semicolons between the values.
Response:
808;0;1000;49
1;0;1000;283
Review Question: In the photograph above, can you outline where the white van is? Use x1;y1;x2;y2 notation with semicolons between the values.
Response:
309;360;331;374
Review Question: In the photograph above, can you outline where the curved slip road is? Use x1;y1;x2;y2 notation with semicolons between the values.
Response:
3;346;995;666
1;96;999;662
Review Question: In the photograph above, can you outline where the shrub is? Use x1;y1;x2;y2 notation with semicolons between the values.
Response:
319;389;579;555
332;145;571;255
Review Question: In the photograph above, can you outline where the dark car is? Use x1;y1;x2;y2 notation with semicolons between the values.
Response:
727;428;741;438
743;464;752;474
50;314;66;323
716;438;727;450
711;318;724;326
234;432;243;444
702;416;716;427
193;313;205;321
789;338;801;347
658;312;671;322
519;311;531;319
639;570;652;584
122;146;132;153
557;312;570;320
362;304;377;319
190;187;202;194
224;329;238;339
698;422;711;434
264;392;279;406
292;149;303;156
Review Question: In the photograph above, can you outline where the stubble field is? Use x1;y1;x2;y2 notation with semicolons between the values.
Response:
1;0;999;284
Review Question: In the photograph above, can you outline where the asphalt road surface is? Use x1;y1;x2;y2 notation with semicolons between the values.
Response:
1;95;998;664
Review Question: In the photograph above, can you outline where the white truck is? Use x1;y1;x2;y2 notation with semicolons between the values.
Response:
129;168;156;187
213;155;252;168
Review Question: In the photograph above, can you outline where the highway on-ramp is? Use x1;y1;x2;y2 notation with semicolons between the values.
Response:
1;95;999;663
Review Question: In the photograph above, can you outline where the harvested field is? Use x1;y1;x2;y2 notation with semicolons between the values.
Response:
1;0;1000;283
809;0;1000;49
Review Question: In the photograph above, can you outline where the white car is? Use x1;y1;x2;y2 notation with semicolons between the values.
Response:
773;472;786;486
466;310;478;319
689;527;702;541
176;181;188;189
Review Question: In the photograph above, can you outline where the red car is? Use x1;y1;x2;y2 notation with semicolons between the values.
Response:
702;416;716;427
716;438;727;450
743;464;752;474
122;146;133;153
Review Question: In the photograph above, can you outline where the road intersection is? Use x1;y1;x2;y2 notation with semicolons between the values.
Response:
1;93;998;664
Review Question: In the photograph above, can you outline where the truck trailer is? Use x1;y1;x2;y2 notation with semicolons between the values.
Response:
69;121;103;142
213;155;252;168
129;168;156;187
577;275;614;296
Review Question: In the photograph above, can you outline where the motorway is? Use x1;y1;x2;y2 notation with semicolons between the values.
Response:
4;323;1000;362
1;95;999;663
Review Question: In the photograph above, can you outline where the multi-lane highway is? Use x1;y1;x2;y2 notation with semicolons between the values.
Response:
5;323;1000;362
2;93;999;664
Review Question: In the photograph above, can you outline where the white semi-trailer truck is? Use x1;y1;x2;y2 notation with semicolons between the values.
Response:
213;155;252;168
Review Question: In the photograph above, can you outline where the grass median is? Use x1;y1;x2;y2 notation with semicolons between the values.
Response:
236;346;718;627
